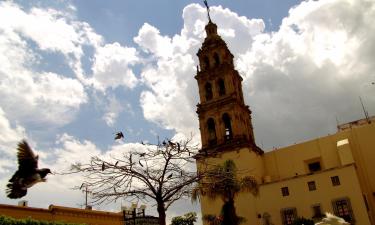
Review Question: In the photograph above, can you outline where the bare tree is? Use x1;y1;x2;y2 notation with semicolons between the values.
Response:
70;138;201;225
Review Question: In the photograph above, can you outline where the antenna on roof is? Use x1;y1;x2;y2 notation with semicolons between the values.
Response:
203;0;212;22
359;96;370;123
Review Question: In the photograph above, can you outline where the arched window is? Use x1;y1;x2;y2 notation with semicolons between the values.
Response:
222;113;233;140
205;82;213;101
207;118;217;145
218;78;226;96
214;53;220;66
203;56;210;70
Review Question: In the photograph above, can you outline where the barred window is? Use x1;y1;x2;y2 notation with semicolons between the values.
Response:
281;187;289;197
281;208;297;225
332;198;354;224
331;176;340;186
308;181;316;191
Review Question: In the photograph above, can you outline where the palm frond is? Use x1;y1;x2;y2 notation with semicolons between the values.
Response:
239;176;258;195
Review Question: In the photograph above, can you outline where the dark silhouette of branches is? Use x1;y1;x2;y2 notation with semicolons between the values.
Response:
69;137;203;225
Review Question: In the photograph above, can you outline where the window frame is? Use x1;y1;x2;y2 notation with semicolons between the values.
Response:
281;187;289;197
308;181;317;191
331;176;341;186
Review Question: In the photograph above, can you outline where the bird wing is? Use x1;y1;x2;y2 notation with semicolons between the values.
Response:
6;182;27;199
17;140;38;172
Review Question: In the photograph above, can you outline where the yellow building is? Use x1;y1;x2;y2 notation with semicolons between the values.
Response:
0;202;159;225
194;18;375;225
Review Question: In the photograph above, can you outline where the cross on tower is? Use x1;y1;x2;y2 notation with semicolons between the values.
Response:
203;0;211;22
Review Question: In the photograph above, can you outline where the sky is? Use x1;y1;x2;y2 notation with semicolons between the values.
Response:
1;0;375;223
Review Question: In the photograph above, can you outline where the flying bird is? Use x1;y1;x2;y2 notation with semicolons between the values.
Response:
114;132;124;140
168;140;176;147
6;140;52;199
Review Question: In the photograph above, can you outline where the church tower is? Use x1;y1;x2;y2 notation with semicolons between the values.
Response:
195;20;263;155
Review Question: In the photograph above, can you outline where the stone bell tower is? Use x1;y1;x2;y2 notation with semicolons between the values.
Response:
195;20;262;155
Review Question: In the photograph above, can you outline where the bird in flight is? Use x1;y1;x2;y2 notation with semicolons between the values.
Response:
114;132;124;140
6;140;52;199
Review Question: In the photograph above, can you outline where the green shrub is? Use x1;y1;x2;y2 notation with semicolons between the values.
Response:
0;215;85;225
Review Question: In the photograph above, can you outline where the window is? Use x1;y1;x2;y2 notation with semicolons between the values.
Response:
331;176;340;186
203;56;210;70
332;198;354;223
218;79;226;96
205;83;213;101
312;204;323;219
308;181;316;191
308;161;321;172
281;187;289;197
214;53;220;66
207;118;217;145
222;113;232;140
281;208;297;225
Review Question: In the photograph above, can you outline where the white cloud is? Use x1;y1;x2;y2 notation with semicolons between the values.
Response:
0;108;25;155
134;23;173;59
91;43;139;91
0;1;142;129
102;95;126;127
238;0;375;148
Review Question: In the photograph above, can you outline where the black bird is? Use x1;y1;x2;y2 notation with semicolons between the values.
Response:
167;173;173;179
139;153;146;157
101;162;105;171
114;132;124;140
168;140;176;147
6;140;52;199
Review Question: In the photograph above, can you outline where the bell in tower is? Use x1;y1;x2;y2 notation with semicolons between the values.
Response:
194;7;263;156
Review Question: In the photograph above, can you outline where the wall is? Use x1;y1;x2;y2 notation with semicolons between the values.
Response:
0;204;123;225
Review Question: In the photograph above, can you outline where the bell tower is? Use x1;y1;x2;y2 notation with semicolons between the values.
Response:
195;20;263;155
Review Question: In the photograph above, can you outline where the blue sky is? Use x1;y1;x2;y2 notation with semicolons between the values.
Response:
1;0;375;223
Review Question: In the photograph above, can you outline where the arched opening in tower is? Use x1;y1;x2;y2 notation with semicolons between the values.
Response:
203;56;210;70
214;53;220;66
205;82;213;101
218;78;226;96
222;113;233;141
207;118;217;145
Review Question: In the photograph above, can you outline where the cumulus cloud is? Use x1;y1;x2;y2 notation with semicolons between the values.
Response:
0;1;142;130
91;43;139;91
136;1;375;149
238;0;375;148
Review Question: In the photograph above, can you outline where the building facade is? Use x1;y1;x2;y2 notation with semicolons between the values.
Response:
194;19;375;225
0;203;159;225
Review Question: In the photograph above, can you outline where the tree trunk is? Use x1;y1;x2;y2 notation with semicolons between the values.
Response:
157;201;166;225
222;199;238;225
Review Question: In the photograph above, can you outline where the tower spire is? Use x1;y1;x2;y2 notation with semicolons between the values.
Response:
203;0;212;22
